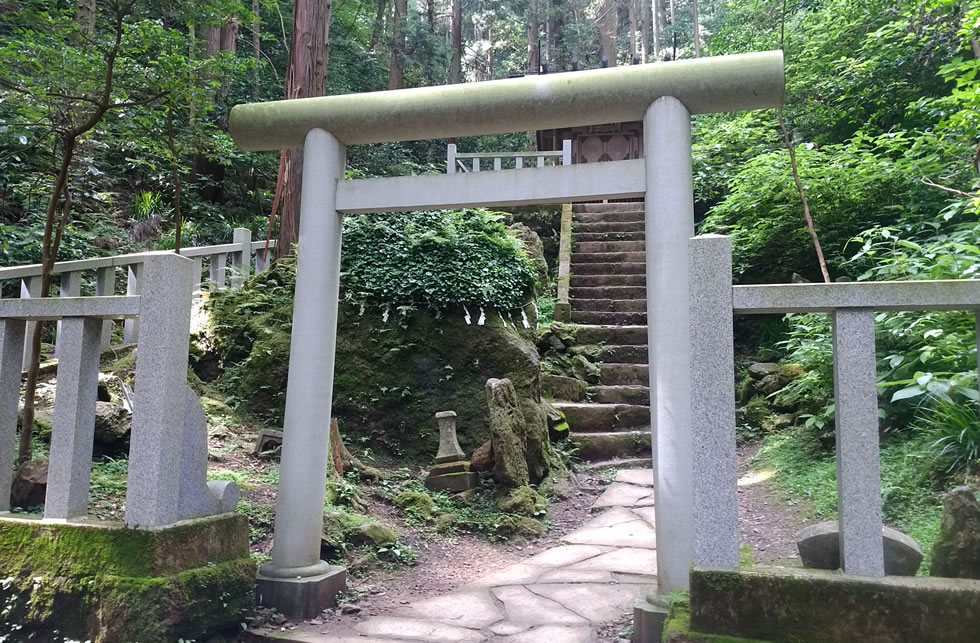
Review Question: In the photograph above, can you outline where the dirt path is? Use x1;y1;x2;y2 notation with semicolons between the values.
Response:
736;442;810;565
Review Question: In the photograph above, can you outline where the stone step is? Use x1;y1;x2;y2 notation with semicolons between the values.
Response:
554;402;650;433
570;310;647;325
575;221;645;234
574;211;644;224
573;325;647;345
590;385;651;405
600;363;649;386
570;262;646;276
572;298;647;313
571;344;648;364
541;374;587;402
571;285;646;300
574;240;646;253
574;231;646;242
571;273;646;288
571;430;651;461
572;251;646;264
572;202;644;213
577;456;651;471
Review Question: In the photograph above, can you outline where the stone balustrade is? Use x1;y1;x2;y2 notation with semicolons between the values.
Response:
0;228;276;367
0;252;239;527
688;233;980;577
447;140;571;173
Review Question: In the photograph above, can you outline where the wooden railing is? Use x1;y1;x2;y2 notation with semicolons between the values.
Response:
0;228;276;367
447;140;572;173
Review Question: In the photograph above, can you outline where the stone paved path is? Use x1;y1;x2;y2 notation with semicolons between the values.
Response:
262;469;657;643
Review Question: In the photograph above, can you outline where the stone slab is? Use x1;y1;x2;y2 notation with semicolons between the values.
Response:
796;520;922;576
524;544;613;568
631;506;658;529
493;585;588;625
498;624;597;643
464;563;546;588
616;468;654;486
578;505;640;529
424;471;479;493
395;589;503;629
569;547;658;575
429;461;472;475
564;516;657;549
355;616;486;642
525;582;643;624
256;565;347;621
592;482;656;509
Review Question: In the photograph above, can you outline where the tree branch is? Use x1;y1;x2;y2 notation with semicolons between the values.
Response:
920;177;979;199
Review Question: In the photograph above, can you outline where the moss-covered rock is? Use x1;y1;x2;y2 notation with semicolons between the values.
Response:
930;486;980;580
208;258;548;461
0;515;254;641
497;485;547;516
434;513;459;532
393;490;436;520
495;515;546;538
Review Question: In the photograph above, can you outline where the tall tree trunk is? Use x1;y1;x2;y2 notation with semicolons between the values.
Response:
550;0;565;70
654;0;665;58
276;0;333;258
527;0;539;73
692;0;701;57
450;0;463;83
669;0;674;25
628;0;637;60
369;0;388;49
251;0;261;100
599;0;617;66
75;0;96;33
640;0;651;62
388;0;407;89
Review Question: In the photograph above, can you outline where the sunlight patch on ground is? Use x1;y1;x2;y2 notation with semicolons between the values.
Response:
737;469;775;487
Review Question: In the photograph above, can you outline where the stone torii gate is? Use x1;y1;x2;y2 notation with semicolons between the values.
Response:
229;51;784;618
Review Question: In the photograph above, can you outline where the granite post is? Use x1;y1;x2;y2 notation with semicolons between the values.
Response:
123;264;141;344
258;127;347;619
231;228;252;289
125;252;195;528
95;266;116;349
55;270;81;357
210;253;227;289
832;307;885;576
689;235;739;569
0;319;26;512
44;316;102;521
645;95;696;592
20;275;39;370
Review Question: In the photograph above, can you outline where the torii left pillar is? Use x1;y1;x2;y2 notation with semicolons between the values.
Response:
256;128;348;620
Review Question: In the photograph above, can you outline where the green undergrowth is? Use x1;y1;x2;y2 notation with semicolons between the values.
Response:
755;430;945;573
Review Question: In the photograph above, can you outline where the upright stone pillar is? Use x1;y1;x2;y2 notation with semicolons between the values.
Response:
257;128;347;620
0;319;26;513
125;253;195;528
123;264;141;344
20;276;39;371
95;266;116;349
231;227;252;289
644;96;696;593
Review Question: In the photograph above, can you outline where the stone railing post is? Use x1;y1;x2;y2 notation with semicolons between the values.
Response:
55;270;81;357
191;256;204;293
231;228;252;289
447;143;457;174
832;308;885;576
124;252;195;528
0;318;26;512
95;266;116;349
124;264;141;344
561;139;572;166
44;316;102;521
689;235;739;569
255;246;271;274
555;203;573;322
20;275;39;370
645;95;696;593
209;253;227;290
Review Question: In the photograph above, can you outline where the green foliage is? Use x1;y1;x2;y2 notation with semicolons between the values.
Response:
341;209;537;310
914;398;980;477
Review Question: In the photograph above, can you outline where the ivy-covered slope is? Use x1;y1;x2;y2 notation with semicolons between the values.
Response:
207;210;547;462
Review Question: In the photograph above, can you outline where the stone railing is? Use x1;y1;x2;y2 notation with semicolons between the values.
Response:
0;228;275;369
688;233;980;576
447;140;572;173
0;252;238;527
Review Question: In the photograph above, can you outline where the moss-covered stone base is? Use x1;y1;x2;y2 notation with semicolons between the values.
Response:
689;566;980;643
662;595;769;643
0;514;255;642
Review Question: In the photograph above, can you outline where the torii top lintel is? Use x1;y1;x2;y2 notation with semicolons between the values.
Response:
229;50;784;152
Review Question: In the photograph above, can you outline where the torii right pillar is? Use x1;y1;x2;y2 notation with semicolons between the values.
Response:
645;95;695;594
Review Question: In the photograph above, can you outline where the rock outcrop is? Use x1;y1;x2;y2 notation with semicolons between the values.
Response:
930;486;980;579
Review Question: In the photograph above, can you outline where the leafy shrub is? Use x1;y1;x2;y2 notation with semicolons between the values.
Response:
341;209;537;310
914;398;980;476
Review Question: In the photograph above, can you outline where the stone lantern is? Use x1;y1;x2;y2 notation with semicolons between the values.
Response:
424;411;479;493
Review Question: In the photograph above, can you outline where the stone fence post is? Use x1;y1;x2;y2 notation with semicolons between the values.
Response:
689;235;739;569
231;228;252;289
125;252;195;528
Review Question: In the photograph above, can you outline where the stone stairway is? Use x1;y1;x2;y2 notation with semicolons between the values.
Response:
552;203;651;466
